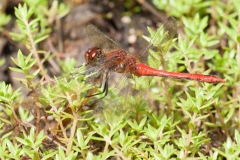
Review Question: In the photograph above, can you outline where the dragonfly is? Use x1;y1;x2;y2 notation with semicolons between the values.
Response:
84;24;225;97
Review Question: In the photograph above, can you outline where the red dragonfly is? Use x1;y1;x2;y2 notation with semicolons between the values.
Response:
84;24;225;96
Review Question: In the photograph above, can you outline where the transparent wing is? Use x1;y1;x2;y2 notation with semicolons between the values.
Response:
86;25;122;54
138;17;178;64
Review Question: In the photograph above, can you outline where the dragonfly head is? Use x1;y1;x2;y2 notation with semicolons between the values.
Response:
84;47;102;65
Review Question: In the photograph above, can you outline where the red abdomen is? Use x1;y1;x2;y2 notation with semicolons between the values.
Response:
133;63;225;84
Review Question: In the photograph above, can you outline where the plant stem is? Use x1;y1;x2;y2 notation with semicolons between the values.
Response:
159;53;173;112
66;111;78;155
24;18;51;82
105;137;128;160
184;128;192;160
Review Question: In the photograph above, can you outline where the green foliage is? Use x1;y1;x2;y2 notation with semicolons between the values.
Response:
0;0;239;159
10;50;39;88
153;0;218;18
0;11;11;30
213;130;240;159
10;3;49;48
15;128;46;159
0;9;11;66
0;58;5;67
0;82;20;118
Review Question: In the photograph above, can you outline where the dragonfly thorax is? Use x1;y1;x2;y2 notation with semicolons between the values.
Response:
84;47;102;65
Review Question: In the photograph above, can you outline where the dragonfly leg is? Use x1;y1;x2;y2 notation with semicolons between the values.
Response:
86;71;109;98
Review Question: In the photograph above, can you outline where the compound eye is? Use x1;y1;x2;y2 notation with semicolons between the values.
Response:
84;47;101;64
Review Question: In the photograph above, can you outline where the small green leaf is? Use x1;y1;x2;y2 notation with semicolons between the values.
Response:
9;67;24;73
237;35;240;43
17;50;24;67
35;35;48;44
1;131;13;140
15;137;29;146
